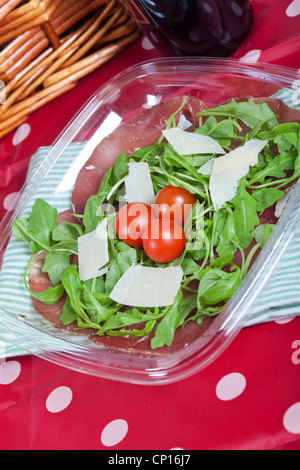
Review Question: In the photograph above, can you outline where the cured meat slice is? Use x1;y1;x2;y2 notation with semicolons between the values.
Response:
71;95;207;215
27;96;300;357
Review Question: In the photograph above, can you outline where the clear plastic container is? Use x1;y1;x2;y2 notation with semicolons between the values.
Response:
0;57;300;385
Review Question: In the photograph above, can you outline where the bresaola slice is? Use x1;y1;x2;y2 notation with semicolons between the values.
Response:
71;96;207;214
28;96;300;357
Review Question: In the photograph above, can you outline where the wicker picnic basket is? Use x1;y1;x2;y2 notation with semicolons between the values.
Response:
0;0;140;139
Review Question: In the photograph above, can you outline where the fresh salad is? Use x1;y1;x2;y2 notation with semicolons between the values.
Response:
11;98;300;350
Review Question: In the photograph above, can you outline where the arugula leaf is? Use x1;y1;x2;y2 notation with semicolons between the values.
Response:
41;239;78;287
199;99;278;131
248;149;296;185
29;284;65;304
60;297;77;325
82;284;116;324
42;250;71;287
111;151;129;182
60;265;82;311
98;307;163;336
215;208;238;265
12;199;57;252
105;320;156;338
254;224;275;247
195;115;239;147
197;266;241;307
251;187;284;212
12;218;50;252
258;122;300;152
105;259;120;293
28;199;57;251
97;166;113;195
151;290;184;349
176;294;198;327
23;253;65;305
83;195;102;233
231;178;259;249
60;265;99;330
52;220;83;241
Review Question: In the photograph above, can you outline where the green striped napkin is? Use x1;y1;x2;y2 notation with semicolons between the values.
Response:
0;143;88;358
0;87;299;358
242;85;300;326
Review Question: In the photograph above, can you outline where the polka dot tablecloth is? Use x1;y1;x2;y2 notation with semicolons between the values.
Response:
1;0;300;451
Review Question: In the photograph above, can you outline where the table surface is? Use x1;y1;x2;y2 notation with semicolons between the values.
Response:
1;0;300;451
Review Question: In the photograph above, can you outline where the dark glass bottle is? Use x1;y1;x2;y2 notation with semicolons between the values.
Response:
122;0;253;57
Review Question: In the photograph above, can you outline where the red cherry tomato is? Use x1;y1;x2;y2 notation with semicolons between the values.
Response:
116;203;155;248
154;185;196;225
142;217;186;263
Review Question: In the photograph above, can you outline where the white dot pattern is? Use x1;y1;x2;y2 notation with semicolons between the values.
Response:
286;0;300;17
216;372;247;401
0;360;21;385
12;123;31;146
46;386;73;413
283;403;300;434
101;419;129;447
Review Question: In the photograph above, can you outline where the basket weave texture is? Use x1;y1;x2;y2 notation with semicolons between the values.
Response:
0;0;140;139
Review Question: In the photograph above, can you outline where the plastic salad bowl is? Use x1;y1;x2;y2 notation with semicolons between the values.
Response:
0;57;300;385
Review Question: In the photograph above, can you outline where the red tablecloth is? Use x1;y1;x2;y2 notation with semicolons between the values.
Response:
1;0;300;451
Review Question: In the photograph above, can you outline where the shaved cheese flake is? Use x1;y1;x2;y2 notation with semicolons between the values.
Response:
125;162;156;205
78;218;109;281
210;139;268;210
275;190;292;218
177;114;193;130
197;158;215;175
109;265;183;308
162;127;225;155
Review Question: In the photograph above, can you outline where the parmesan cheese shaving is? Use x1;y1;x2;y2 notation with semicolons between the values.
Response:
162;127;225;155
125;162;156;205
275;191;292;218
109;265;183;308
197;158;215;175
209;139;268;210
177;114;193;130
78;218;109;281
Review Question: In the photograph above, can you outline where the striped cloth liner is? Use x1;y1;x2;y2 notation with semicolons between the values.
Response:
243;85;300;325
0;143;88;358
0;87;299;358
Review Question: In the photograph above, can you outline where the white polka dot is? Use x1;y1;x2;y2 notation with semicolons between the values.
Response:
141;36;155;50
240;49;262;63
216;372;246;401
0;360;21;385
275;317;295;325
101;419;128;447
46;386;73;413
286;0;300;17
12;123;31;146
3;191;19;211
283;403;300;434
